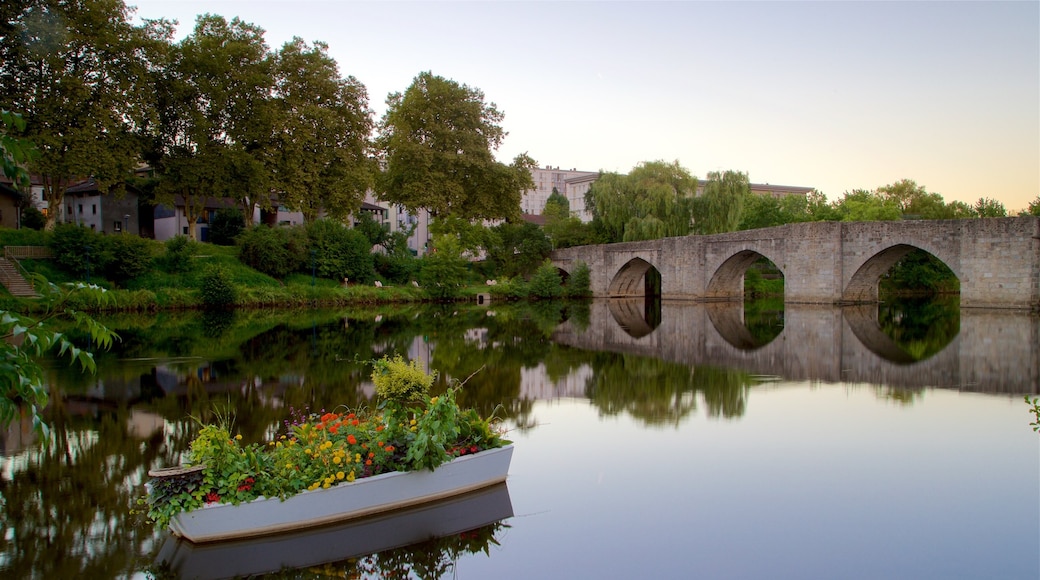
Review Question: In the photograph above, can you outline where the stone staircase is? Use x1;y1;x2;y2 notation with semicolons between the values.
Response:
0;257;38;297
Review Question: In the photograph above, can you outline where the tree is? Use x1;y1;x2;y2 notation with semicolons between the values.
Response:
974;197;1007;218
144;14;274;241
586;160;697;242
1;0;159;229
1022;196;1040;217
484;222;552;279
695;170;749;234
543;188;596;248
1;110;35;189
268;38;374;221
833;189;901;221
377;71;534;221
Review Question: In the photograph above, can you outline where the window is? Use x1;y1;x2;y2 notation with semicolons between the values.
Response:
114;221;122;232
183;226;189;235
78;204;83;214
92;204;97;215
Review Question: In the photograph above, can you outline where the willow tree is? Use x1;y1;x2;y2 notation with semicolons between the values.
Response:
695;170;750;234
377;71;534;221
0;0;160;228
268;38;374;221
144;14;274;239
586;160;697;243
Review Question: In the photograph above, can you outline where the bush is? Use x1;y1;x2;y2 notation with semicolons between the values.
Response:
237;225;306;279
102;234;154;286
20;206;46;230
209;208;245;246
374;252;416;284
564;260;591;298
162;236;196;274
528;260;563;300
49;223;105;278
371;354;435;402
305;219;375;283
418;236;470;300
200;265;236;308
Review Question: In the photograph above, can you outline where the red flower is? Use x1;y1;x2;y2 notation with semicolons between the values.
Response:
347;434;357;445
205;491;221;504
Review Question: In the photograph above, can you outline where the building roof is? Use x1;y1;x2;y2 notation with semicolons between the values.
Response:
521;213;547;226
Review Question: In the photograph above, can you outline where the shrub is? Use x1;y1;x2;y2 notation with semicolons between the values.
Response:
49;223;105;278
374;252;417;284
20;206;46;230
564;260;592;298
305;219;375;283
418;235;469;300
162;236;196;274
209;208;245;246
200;265;236;308
237;225;305;279
371;354;435;402
102;234;153;286
528;259;563;300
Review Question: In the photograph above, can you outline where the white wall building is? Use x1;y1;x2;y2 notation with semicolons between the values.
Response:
520;166;599;221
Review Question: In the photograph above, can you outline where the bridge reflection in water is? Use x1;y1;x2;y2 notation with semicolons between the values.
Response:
553;299;1039;394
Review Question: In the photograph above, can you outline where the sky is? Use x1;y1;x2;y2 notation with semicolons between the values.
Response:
128;1;1039;211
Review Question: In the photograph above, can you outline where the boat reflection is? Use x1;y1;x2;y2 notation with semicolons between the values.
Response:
153;482;514;579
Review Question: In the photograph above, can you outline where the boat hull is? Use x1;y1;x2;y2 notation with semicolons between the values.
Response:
169;444;513;543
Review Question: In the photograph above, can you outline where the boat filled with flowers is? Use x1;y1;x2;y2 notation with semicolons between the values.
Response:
144;356;512;543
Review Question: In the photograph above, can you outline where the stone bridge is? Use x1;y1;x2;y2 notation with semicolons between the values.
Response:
552;301;1039;394
550;217;1040;309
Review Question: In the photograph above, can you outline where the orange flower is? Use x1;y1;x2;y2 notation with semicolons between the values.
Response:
347;434;357;445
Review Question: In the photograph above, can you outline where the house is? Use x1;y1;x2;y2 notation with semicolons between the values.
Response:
0;181;23;229
63;179;142;235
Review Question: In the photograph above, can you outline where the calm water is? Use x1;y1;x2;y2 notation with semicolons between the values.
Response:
0;299;1037;579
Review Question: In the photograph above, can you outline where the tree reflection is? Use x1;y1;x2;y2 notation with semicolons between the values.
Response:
585;352;754;425
877;295;959;361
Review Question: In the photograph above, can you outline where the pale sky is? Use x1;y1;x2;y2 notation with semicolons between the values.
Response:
128;1;1040;211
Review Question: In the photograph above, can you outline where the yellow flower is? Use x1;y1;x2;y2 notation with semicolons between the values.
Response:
430;397;438;405
322;482;331;489
336;471;345;480
409;419;416;426
285;463;292;469
333;456;342;464
347;471;355;482
235;434;242;440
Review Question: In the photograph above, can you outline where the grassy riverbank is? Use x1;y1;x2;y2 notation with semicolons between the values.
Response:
0;231;540;313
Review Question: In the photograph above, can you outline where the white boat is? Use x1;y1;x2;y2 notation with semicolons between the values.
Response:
166;444;513;543
156;482;514;579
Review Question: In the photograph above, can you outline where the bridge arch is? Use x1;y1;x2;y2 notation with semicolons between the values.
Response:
843;244;960;303
608;258;662;297
706;250;785;300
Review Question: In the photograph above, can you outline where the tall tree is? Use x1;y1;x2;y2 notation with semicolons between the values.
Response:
586;160;697;242
974;197;1007;217
0;0;159;228
695;170;749;234
144;14;274;240
377;71;534;221
269;38;374;222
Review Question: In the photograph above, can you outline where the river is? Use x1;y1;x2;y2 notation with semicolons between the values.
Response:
0;298;1037;579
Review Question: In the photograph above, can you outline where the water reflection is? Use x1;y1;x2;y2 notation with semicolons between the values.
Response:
1;299;1036;578
152;483;513;580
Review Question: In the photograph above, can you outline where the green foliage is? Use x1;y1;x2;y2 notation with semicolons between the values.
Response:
237;225;306;279
418;235;470;300
974;197;1007;217
834;189;902;221
1026;396;1040;433
20;206;46;230
587;161;697;243
0;277;116;433
880;249;959;295
0;110;35;189
161;236;197;274
1022;196;1040;217
305;219;375;283
102;234;153;286
563;260;592;299
528;260;563;300
200;266;237;308
377;71;534;221
483;222;552;279
371;354;436;402
696;170;749;234
49;224;103;277
208;208;245;246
